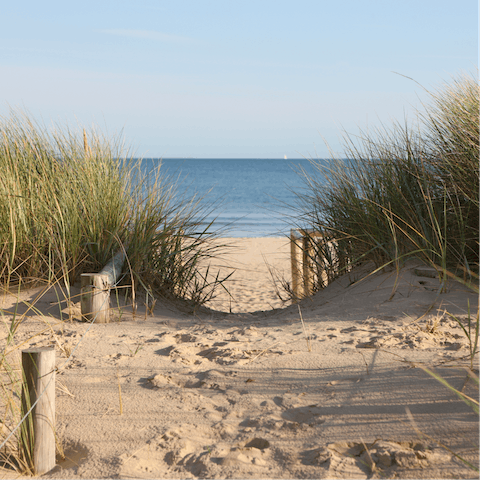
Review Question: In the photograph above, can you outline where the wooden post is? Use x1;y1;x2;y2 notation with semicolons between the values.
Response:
80;273;110;323
302;234;313;296
80;248;127;323
290;229;300;301
20;347;56;475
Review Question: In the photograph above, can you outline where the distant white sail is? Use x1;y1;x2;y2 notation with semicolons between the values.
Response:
284;154;287;160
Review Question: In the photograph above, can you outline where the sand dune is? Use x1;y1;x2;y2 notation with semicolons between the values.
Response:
0;238;478;479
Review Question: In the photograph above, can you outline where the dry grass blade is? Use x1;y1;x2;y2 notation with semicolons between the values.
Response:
117;369;123;416
298;304;312;352
420;366;479;414
248;342;281;363
405;407;479;472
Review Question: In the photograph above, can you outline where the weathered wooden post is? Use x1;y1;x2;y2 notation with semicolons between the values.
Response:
302;231;313;297
20;347;56;475
290;229;301;301
81;273;110;323
81;249;126;323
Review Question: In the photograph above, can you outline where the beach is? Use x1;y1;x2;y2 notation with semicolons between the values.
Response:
202;237;292;313
0;237;478;479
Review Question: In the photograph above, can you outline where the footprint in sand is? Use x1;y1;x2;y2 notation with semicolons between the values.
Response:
119;428;213;478
219;437;271;467
52;441;89;475
196;369;230;390
240;395;327;430
174;333;198;343
281;404;326;427
304;440;452;478
155;338;282;366
259;399;277;410
147;369;229;391
147;373;189;388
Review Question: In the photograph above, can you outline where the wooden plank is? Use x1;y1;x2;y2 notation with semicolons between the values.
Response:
100;249;126;287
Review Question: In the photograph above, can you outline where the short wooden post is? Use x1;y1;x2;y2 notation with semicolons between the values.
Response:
290;229;301;301
81;273;110;323
20;347;56;475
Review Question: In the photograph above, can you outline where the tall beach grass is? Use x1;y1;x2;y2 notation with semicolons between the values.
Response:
0;109;228;304
294;71;479;291
0;110;231;474
291;71;479;470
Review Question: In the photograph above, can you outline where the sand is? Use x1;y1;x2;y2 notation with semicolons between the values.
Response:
202;237;292;313
0;237;478;479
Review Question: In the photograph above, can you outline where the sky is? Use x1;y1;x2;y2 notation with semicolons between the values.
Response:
1;0;478;158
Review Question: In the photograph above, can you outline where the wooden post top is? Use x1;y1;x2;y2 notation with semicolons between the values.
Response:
22;347;55;353
290;228;323;238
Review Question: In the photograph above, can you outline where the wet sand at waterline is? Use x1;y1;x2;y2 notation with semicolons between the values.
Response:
0;237;478;479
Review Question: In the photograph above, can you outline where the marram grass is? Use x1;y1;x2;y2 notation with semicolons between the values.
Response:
0;109;229;305
289;72;479;471
293;71;479;293
0;111;231;474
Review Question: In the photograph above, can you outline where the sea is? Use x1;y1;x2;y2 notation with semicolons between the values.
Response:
142;158;321;237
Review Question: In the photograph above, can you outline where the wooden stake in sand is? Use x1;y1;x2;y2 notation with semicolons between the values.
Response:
81;273;110;323
291;228;323;299
302;234;313;297
81;249;126;323
290;229;301;301
20;347;56;475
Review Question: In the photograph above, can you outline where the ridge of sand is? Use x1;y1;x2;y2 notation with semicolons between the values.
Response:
0;238;478;479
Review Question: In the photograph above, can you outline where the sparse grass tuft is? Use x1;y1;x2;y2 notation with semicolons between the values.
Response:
446;302;479;370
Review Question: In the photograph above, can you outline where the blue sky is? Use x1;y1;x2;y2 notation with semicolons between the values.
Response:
1;0;478;158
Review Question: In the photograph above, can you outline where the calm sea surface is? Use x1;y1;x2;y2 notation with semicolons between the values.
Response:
143;158;321;237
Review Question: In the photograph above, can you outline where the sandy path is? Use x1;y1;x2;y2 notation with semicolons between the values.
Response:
203;237;291;313
0;239;478;479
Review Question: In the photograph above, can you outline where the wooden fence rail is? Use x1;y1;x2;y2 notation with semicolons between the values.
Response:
290;229;351;301
290;229;324;300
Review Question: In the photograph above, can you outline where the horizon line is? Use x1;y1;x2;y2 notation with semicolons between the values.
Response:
137;157;315;160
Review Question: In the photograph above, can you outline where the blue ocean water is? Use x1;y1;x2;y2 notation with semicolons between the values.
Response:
144;158;320;237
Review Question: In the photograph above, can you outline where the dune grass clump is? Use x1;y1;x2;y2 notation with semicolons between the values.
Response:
0;109;227;304
294;72;479;291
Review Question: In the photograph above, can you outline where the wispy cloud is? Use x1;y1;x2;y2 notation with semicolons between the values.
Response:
99;29;193;44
